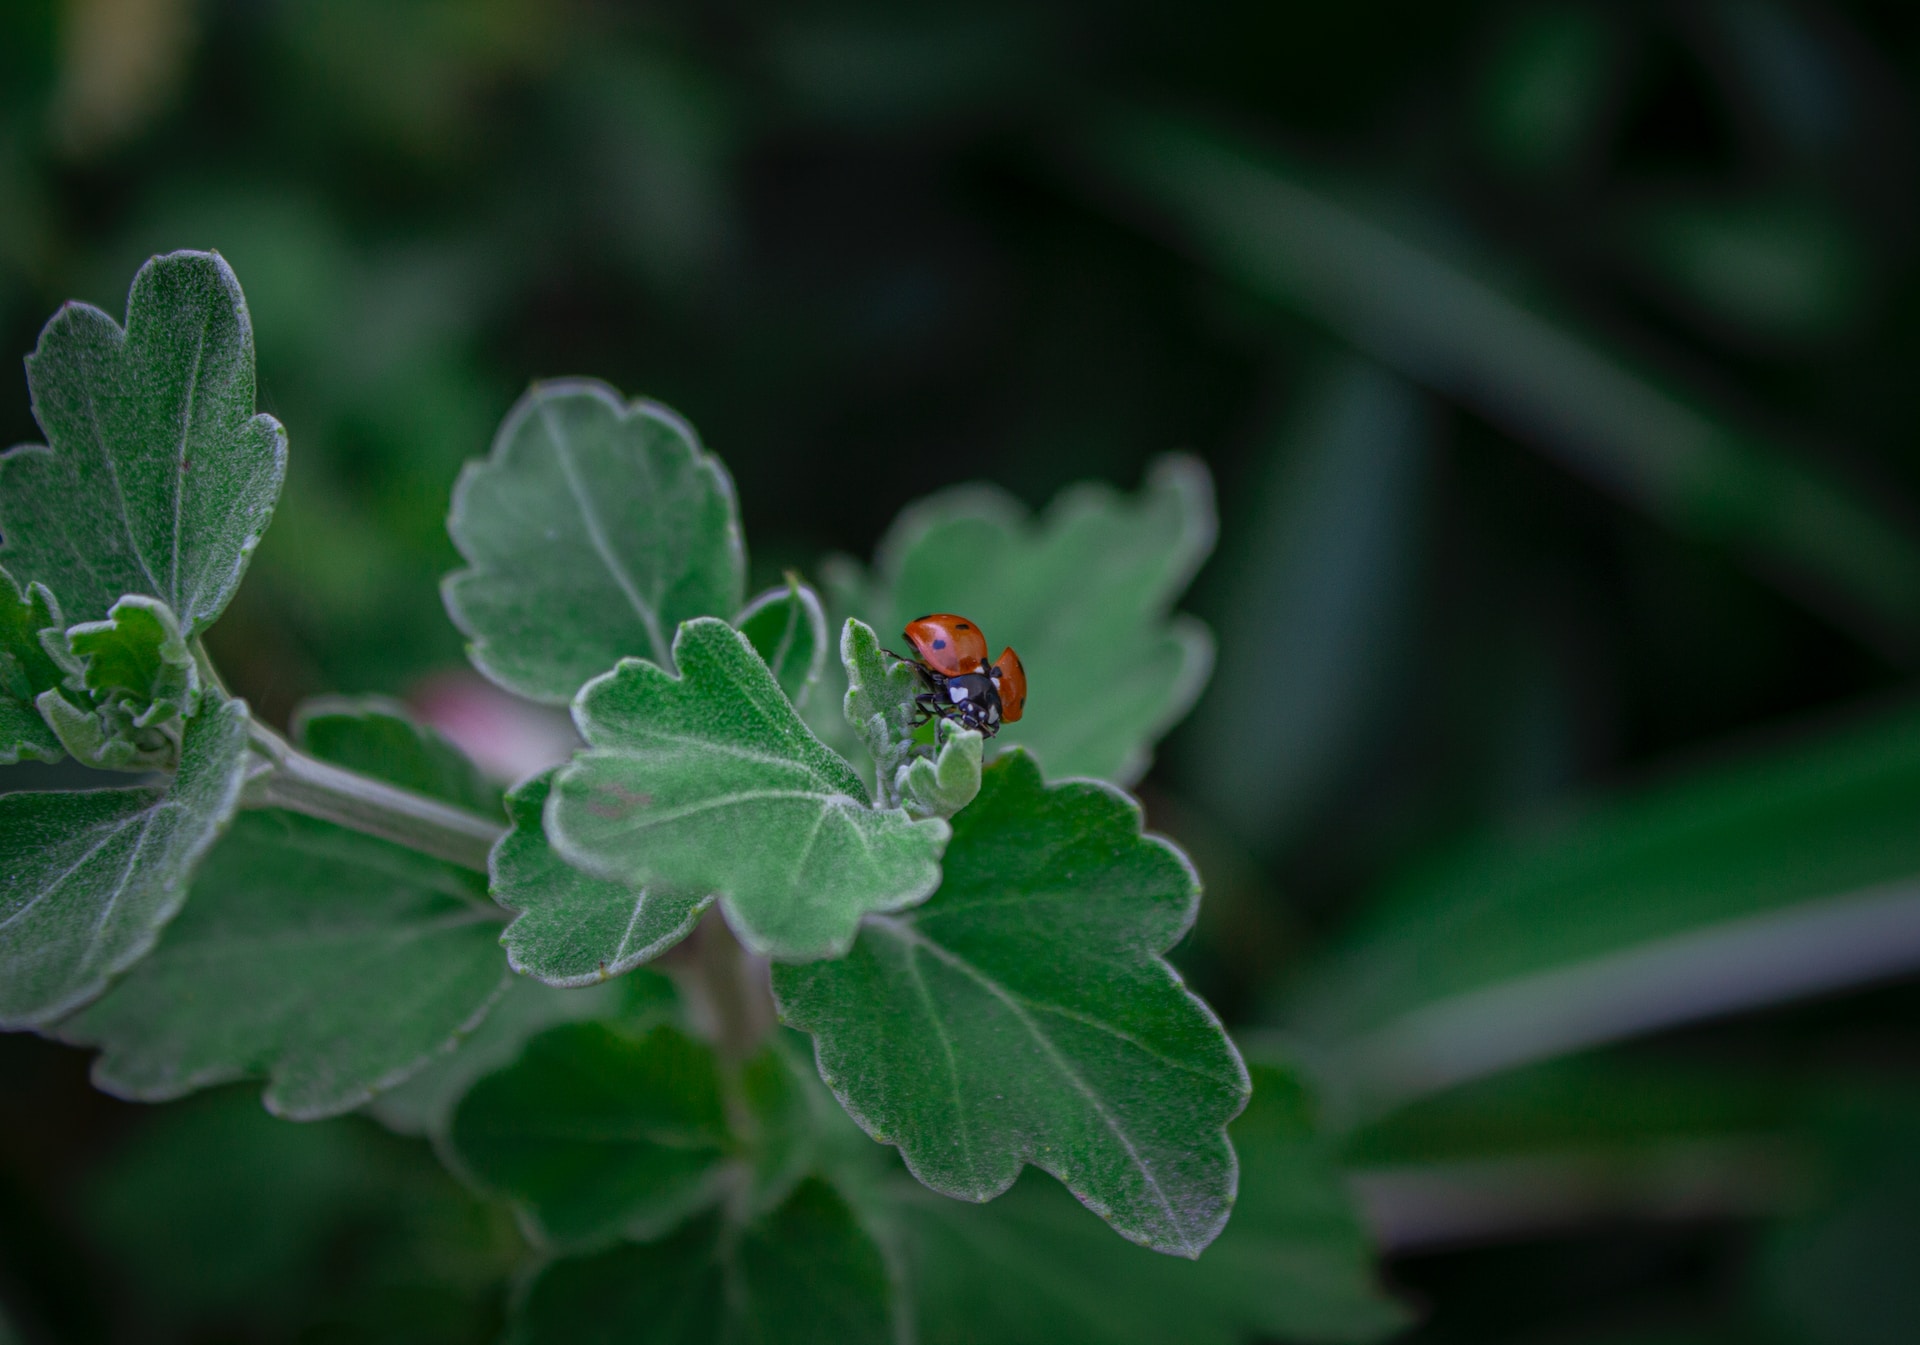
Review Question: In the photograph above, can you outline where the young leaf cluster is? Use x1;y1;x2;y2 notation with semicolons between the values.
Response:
0;251;1401;1341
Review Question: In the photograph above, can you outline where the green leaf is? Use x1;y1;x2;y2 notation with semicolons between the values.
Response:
773;751;1250;1257
57;809;511;1119
0;251;287;631
737;576;828;710
366;971;676;1138
734;1035;831;1212
448;1020;731;1246
551;617;948;960
444;380;745;703
494;769;713;986
0;694;249;1028
84;1087;521;1341
908;1064;1406;1345
292;695;502;816
1290;697;1920;1109
0;565;66;764
840;615;926;808
900;726;982;821
57;702;512;1118
849;455;1215;784
507;1177;894;1345
39;594;201;771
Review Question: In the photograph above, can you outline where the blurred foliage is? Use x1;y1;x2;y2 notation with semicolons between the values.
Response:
8;0;1920;1341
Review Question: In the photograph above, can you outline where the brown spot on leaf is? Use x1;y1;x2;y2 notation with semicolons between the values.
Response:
584;783;654;818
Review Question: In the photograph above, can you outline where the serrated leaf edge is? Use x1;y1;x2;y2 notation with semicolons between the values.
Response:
785;752;1251;1258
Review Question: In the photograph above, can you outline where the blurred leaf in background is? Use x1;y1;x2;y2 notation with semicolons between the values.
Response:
82;1086;519;1344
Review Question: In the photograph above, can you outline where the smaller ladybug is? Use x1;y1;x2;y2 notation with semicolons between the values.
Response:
891;613;1026;739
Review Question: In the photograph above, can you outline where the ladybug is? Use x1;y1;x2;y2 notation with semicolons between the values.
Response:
893;613;1026;738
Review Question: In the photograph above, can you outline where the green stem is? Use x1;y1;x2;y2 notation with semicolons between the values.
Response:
243;720;504;871
693;911;775;1062
188;636;230;699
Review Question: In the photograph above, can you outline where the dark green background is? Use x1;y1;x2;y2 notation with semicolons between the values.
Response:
5;1;1920;1341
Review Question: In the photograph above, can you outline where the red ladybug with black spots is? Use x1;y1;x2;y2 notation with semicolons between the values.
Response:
892;613;1026;738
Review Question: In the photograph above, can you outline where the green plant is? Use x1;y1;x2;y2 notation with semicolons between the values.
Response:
0;252;1399;1341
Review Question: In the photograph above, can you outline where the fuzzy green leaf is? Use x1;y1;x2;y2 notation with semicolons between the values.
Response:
507;1177;894;1345
840;616;924;808
0;695;250;1027
900;728;983;821
494;769;712;986
0;565;66;764
292;696;501;816
773;752;1250;1257
449;1020;732;1246
839;455;1215;784
62;595;197;719
551;618;948;960
57;701;511;1118
59;811;511;1118
366;971;677;1138
444;380;745;703
39;594;201;771
0;251;286;631
737;577;828;710
907;1064;1407;1345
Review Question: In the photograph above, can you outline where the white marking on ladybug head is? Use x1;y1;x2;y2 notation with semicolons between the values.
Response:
948;683;970;704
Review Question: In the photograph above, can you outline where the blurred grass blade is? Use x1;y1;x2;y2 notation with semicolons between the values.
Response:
1182;356;1430;852
1078;110;1920;658
1343;879;1920;1107
1289;699;1920;1110
1350;1138;1814;1252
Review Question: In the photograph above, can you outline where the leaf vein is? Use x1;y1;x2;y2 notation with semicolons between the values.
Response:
0;805;153;934
538;398;669;666
170;310;211;610
867;916;1191;1240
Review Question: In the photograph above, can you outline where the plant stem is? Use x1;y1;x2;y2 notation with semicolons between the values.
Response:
243;720;504;871
692;911;775;1061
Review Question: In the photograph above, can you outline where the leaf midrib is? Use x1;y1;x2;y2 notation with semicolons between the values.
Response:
168;309;213;615
538;396;670;667
865;914;1194;1247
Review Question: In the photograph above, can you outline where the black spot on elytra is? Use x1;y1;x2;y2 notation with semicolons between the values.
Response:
956;622;970;629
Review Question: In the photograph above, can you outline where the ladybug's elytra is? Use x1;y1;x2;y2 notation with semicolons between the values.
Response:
903;614;990;678
891;613;1026;738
